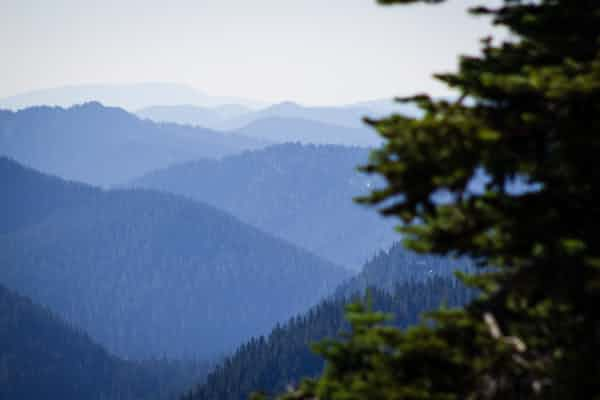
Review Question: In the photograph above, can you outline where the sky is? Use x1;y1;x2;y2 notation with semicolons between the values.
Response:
1;0;503;106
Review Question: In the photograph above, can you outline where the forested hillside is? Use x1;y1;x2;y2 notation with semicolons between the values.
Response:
0;159;349;360
0;157;98;235
131;143;397;269
185;276;470;400
0;284;209;400
0;102;265;186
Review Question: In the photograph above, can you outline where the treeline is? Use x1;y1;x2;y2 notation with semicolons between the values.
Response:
185;276;471;400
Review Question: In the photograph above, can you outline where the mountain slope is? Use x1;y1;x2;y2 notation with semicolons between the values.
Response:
130;143;398;270
0;159;349;359
185;276;471;400
184;243;474;400
0;284;209;400
0;102;266;186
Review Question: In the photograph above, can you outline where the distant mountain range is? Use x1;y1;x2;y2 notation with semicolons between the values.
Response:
0;102;266;186
228;100;388;129
137;99;419;146
0;284;209;400
0;158;350;359
130;143;398;270
138;101;372;130
0;83;266;111
1;83;421;148
233;117;380;147
137;98;419;130
136;104;254;129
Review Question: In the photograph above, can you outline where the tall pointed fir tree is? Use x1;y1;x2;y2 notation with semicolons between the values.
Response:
270;1;600;398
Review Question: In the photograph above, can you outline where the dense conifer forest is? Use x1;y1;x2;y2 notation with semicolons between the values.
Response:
0;284;209;400
185;276;471;400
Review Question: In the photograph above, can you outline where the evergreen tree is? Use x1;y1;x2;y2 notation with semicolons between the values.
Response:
273;1;600;398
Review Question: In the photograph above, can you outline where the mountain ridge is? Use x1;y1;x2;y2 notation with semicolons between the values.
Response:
0;158;350;359
0;102;267;186
130;143;398;270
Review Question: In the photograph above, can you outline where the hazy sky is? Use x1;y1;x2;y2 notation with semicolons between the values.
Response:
2;0;503;105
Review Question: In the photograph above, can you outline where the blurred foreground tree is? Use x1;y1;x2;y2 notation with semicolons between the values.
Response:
269;0;600;398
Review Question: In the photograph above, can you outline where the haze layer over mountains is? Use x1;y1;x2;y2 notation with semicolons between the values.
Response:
0;84;459;400
0;83;266;111
1;83;419;149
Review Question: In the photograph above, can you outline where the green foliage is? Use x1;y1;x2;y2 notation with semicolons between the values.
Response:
274;1;600;398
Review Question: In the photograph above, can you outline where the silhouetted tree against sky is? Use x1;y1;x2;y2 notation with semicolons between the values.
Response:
270;0;600;398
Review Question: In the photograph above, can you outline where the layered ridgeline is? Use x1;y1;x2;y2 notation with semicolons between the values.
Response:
138;101;394;146
137;101;374;130
0;102;265;186
137;99;419;131
0;284;209;400
130;143;397;270
335;242;475;298
234;117;379;147
185;277;471;400
0;158;350;359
